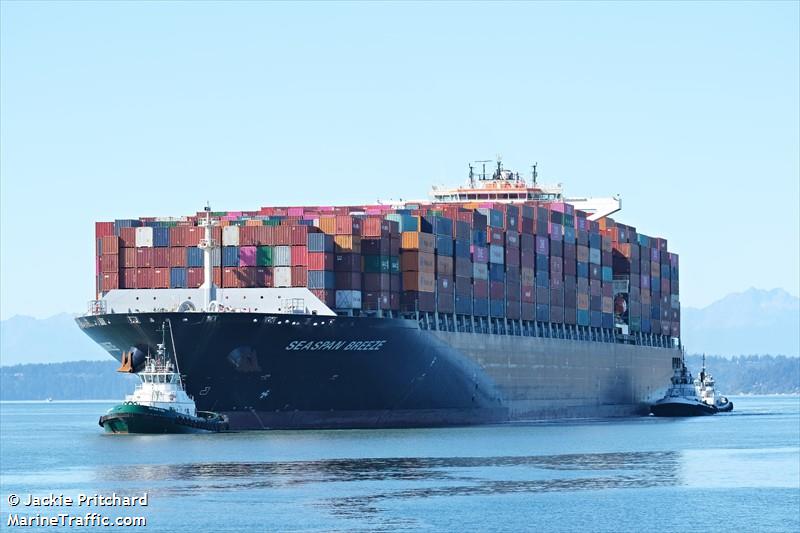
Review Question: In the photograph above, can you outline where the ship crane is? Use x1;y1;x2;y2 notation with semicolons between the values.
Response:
197;203;220;311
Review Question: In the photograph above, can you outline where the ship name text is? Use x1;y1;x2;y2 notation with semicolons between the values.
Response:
285;340;387;352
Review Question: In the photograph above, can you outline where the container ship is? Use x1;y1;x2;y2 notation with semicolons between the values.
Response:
77;161;682;429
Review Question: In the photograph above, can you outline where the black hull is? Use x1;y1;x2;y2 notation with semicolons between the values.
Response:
77;312;676;429
650;401;718;417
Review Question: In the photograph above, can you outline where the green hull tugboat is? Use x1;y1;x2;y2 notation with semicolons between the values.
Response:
100;321;228;434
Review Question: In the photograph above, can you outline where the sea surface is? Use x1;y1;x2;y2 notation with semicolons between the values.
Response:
1;396;798;532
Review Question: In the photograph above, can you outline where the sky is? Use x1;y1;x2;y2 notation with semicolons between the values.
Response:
1;1;798;318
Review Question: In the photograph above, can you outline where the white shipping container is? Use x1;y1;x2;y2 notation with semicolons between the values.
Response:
489;244;504;265
335;290;362;309
222;226;240;246
274;266;292;288
135;227;153;248
589;248;601;265
273;246;291;266
472;263;488;280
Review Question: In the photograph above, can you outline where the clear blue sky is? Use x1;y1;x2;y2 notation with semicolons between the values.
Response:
1;1;798;318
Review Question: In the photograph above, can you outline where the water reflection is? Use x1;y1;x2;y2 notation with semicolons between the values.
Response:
96;450;681;505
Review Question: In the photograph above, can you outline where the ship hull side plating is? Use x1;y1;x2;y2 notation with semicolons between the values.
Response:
77;312;675;429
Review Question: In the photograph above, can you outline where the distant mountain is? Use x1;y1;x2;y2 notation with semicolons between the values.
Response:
681;288;799;357
0;313;109;366
1;287;797;365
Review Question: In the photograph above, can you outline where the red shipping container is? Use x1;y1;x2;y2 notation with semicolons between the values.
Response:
119;227;137;247
100;254;119;273
291;245;308;266
362;218;394;237
521;284;535;303
311;289;336;307
95;222;114;238
169;226;185;247
120;268;137;289
291;266;307;287
222;267;241;288
335;216;362;235
136;248;154;268
274;225;292;245
100;272;119;291
122;248;137;268
239;266;257;287
152;268;169;288
489;281;504;299
255;266;273;287
169;247;186;267
101;236;119;255
135;268;153;288
291;225;315;246
152;247;169;268
308;252;334;270
187;267;203;288
473;279;489;299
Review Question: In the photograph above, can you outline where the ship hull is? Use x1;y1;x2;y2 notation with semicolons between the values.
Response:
99;403;228;434
78;312;676;429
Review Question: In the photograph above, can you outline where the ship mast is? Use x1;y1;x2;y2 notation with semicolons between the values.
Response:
198;203;218;311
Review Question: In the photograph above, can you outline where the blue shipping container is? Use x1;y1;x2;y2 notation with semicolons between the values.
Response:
153;227;170;247
577;309;590;326
577;262;589;278
170;267;187;288
454;239;471;258
601;313;614;329
187;247;204;268
489;264;505;282
490;298;505;317
222;246;240;267
590;311;602;327
307;270;336;289
307;233;334;253
114;219;141;235
435;235;454;256
536;304;550;322
473;298;489;316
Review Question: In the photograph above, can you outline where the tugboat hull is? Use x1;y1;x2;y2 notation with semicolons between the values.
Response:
650;400;718;417
99;403;228;434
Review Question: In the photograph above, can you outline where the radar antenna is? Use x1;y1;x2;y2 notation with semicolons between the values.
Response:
474;160;491;181
531;163;538;187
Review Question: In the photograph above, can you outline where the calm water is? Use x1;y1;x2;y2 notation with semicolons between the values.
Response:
1;397;798;532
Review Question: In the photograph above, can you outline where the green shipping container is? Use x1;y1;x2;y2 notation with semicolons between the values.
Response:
363;255;391;273
390;256;400;273
256;246;273;266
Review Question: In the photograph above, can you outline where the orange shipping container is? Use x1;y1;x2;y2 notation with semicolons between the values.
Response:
333;235;361;253
402;271;436;292
317;216;337;235
400;251;435;273
100;254;118;273
401;232;435;253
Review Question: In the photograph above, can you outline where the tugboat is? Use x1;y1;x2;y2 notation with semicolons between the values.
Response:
650;360;718;417
695;355;734;412
99;322;228;434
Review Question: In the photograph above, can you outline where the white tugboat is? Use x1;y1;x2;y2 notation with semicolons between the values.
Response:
695;355;734;413
650;359;718;417
99;322;228;433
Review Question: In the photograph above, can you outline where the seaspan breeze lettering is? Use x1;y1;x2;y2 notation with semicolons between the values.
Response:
285;340;387;351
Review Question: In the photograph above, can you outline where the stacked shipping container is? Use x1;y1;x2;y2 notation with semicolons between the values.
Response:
94;200;679;338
